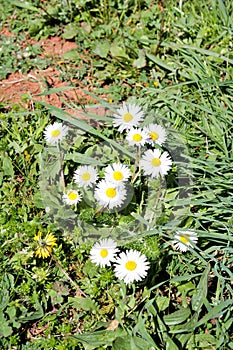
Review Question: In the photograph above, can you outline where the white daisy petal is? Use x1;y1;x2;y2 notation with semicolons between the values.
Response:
44;122;68;144
104;163;131;185
74;165;98;188
62;189;82;205
172;230;198;252
126;128;149;147
113;103;145;133
114;249;149;284
94;180;127;210
140;149;172;178
90;238;119;267
145;123;167;146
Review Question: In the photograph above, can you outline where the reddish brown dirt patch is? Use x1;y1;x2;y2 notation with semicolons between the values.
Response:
0;34;109;119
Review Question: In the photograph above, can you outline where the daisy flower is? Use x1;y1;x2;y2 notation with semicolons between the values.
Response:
62;189;82;205
34;231;57;259
145;123;167;146
140;149;172;178
74;165;98;188
172;230;198;252
90;238;119;267
126;128;149;147
114;249;149;284
113;103;145;132
104;163;131;185
94;180;127;210
44;122;68;144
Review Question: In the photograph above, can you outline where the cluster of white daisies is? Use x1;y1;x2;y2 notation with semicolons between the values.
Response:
89;238;149;284
89;229;198;284
43;104;199;261
43;103;173;211
113;103;173;179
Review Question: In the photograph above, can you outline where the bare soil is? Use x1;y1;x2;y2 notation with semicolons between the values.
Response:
0;27;108;118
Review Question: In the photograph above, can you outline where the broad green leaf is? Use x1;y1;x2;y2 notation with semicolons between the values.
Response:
112;336;131;350
10;0;42;12
62;50;80;60
62;23;78;39
1;273;14;290
69;297;98;312
130;336;154;349
146;52;176;72
191;264;210;312
0;290;9;310
0;315;12;337
93;41;110;58
65;152;104;166
156;296;170;312
163;308;191;326
110;43;130;60
133;51;147;68
72;329;126;348
2;156;14;177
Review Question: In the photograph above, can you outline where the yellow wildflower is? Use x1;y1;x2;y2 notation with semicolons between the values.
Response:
34;231;57;259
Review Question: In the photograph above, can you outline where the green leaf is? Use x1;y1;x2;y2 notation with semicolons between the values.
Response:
0;317;12;337
93;41;110;58
0;289;9;311
62;50;80;60
112;336;131;350
10;0;42;12
146;52;175;72
1;273;14;290
130;336;154;349
133;51;147;68
72;329;126;348
191;264;210;312
65;152;104;166
2;156;14;177
62;23;78;39
69;297;98;312
163;308;191;326
110;43;130;60
156;296;170;312
194;299;233;329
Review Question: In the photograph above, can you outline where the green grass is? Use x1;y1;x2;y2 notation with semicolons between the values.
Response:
0;0;233;349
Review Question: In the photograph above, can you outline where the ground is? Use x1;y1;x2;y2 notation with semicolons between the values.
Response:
0;26;108;118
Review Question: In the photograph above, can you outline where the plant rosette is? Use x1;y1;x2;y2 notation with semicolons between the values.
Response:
39;101;193;242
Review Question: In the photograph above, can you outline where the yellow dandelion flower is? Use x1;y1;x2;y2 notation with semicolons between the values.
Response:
34;231;57;259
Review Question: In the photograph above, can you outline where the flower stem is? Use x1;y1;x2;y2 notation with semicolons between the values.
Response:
57;142;66;190
131;145;141;184
52;254;86;297
94;205;105;217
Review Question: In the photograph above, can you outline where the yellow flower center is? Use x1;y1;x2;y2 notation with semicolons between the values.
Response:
151;157;161;167
180;233;190;244
132;133;142;142
150;131;159;141
51;129;61;138
68;191;78;201
106;188;117;198
82;172;91;181
113;171;123;181
123;112;133;123
125;260;137;271
100;249;108;258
